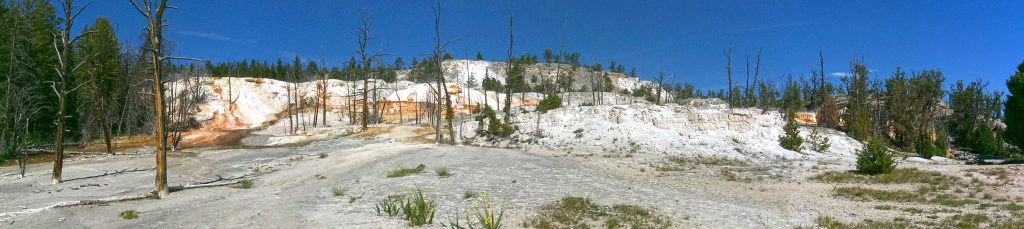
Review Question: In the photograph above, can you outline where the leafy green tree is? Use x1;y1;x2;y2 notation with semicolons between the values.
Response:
75;17;121;154
843;63;872;141
1003;60;1024;151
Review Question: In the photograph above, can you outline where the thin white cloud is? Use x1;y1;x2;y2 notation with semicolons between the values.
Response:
830;72;851;78
177;30;256;44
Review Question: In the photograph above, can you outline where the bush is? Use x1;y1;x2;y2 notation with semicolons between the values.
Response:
475;105;516;138
915;136;942;159
807;127;831;152
119;210;139;219
779;112;803;152
856;138;897;175
536;94;562;113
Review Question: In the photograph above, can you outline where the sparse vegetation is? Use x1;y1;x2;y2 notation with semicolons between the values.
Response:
463;191;477;199
446;192;506;229
119;210;139;220
387;164;427;178
234;179;254;189
375;189;437;226
521;196;671;229
810;168;960;185
811;216;911;229
435;167;452;177
332;187;348;197
833;186;922;203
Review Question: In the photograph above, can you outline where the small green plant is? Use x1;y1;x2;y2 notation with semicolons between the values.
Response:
463;191;477;199
119;210;139;219
1005;203;1023;211
387;164;427;178
375;189;438;226
315;174;327;179
349;193;364;203
375;195;403;217
435;167;452;178
318;152;328;158
856;138;896;175
332;187;348;197
234;179;254;189
401;189;437;226
446;192;506;229
573;128;584;139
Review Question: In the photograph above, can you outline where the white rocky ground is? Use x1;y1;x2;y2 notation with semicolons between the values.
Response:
1;60;1021;228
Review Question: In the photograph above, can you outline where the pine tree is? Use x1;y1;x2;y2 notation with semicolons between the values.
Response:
843;63;871;141
1003;60;1024;151
475;51;483;60
856;137;896;175
779;110;804;152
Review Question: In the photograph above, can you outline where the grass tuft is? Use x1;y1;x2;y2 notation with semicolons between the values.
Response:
332;187;348;197
386;164;426;178
234;179;254;189
435;167;452;178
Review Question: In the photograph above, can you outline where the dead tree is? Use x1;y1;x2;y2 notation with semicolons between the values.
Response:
503;14;515;120
654;72;668;105
724;47;733;106
49;0;93;185
131;0;196;198
431;1;456;143
355;12;385;129
3;2;45;177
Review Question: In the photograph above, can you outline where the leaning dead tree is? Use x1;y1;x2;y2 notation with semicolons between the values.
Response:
131;0;200;198
503;14;514;120
50;0;92;185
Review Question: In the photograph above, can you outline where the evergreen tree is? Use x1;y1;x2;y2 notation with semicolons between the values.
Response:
843;63;871;141
475;51;483;61
779;110;804;152
1003;60;1024;151
75;17;121;154
856;137;896;175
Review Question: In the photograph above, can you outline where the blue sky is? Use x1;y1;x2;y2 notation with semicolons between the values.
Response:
73;0;1024;92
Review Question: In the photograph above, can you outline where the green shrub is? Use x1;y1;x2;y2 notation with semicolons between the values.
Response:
475;105;517;138
119;210;139;219
375;195;403;217
536;94;562;113
807;127;831;152
779;112;803;152
332;187;348;197
856;138;896;175
915;136;940;159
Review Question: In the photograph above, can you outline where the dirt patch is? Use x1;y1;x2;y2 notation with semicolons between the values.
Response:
69;135;155;153
179;129;251;148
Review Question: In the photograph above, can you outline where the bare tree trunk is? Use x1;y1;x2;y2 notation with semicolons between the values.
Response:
130;0;172;198
503;15;514;120
51;0;92;184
